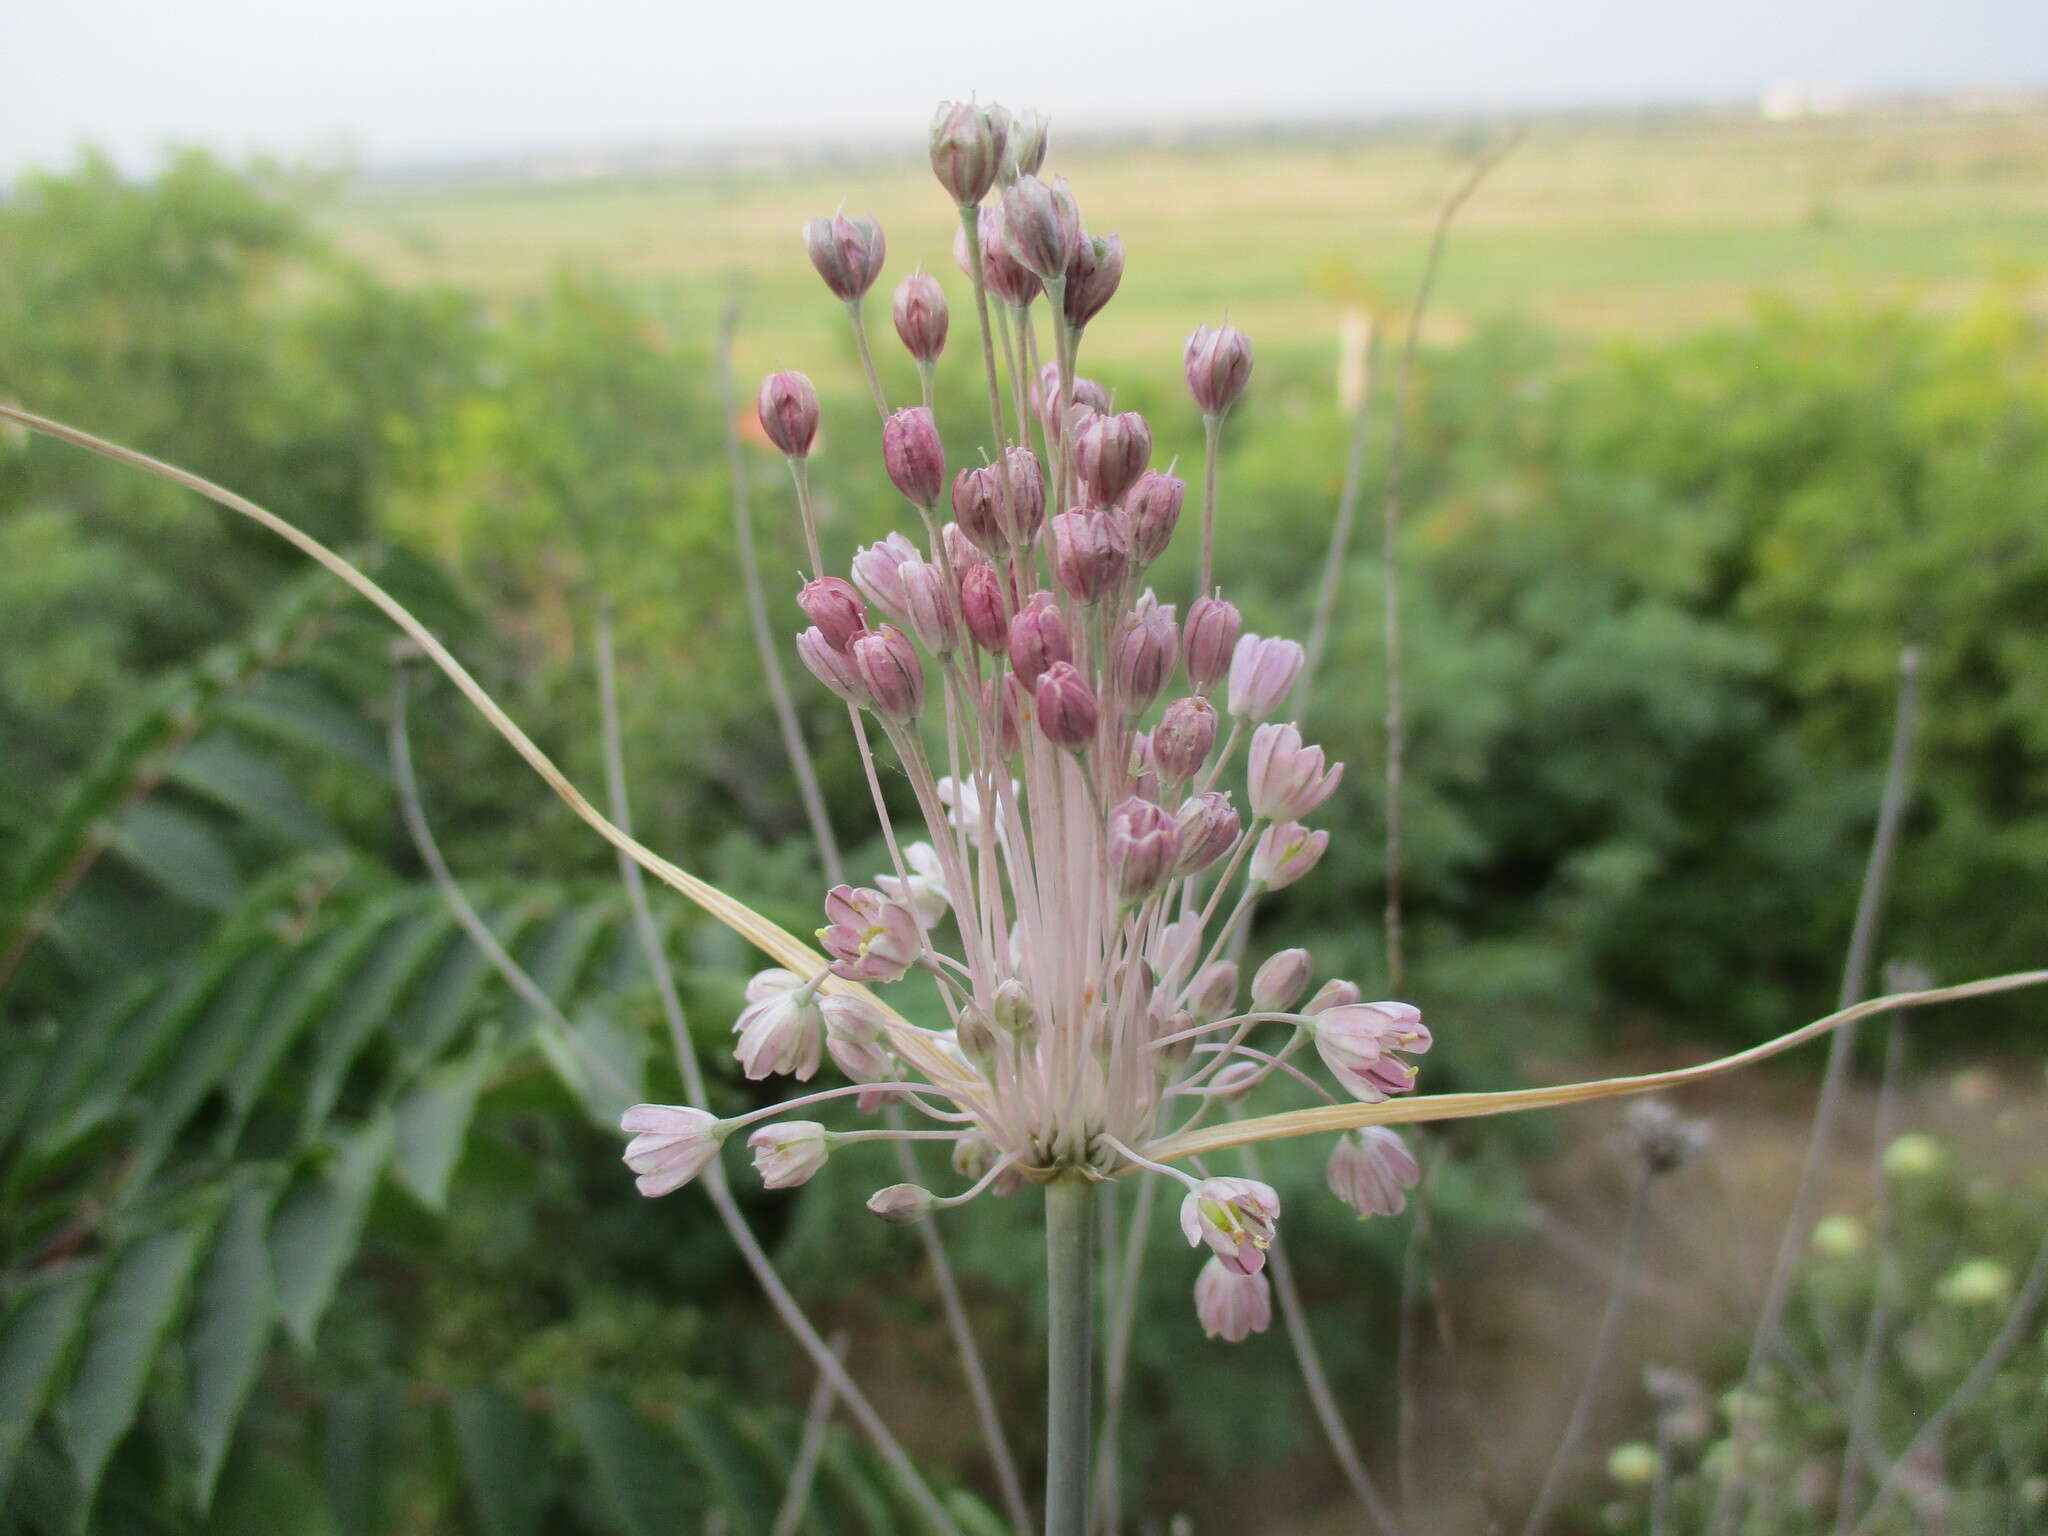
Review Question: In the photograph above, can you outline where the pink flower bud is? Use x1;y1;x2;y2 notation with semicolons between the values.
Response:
850;625;926;721
1000;174;1081;283
891;269;948;362
1249;821;1328;890
1107;797;1178;901
1184;322;1254;416
1051;507;1130;603
1173;790;1241;874
868;1182;937;1224
942;522;988;573
897;558;959;655
999;445;1046;543
1228;634;1304;721
756;371;819;458
959;562;1009;653
804;212;886;302
1008;108;1050;179
820;884;923;982
951;465;1003;553
1034;661;1099;748
1064;232;1125;330
954;205;1041;307
1007;590;1071;687
851;531;919;622
1311;1001;1431;1103
1189;960;1239;1022
1074;410;1152;507
1182;596;1243;690
1179;1176;1280;1276
620;1103;728;1197
732;968;827;1080
1304;978;1361;1016
883;406;945;509
796;625;870;705
1153;696;1218;783
797;576;866;651
929;100;1008;205
1122;470;1185;567
1194;1256;1273;1342
1114;594;1178;712
1247;722;1344;821
1326;1127;1422;1218
1250;947;1313;1013
1032;362;1109;444
749;1121;831;1189
821;991;894;1084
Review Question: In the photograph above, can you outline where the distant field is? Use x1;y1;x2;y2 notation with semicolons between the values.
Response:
329;105;2048;386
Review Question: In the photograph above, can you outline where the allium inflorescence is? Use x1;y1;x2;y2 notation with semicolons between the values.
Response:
620;99;1431;1331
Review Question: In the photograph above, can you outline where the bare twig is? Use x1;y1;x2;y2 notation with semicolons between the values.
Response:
1395;1177;1426;1524
1711;646;1922;1535
771;1332;851;1536
1832;1011;1909;1531
1300;315;1378;715
1379;128;1526;996
1521;1169;1655;1536
1415;1167;1506;1532
1239;1140;1404;1536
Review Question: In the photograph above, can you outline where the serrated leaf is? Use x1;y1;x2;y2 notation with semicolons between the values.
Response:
299;909;453;1138
54;1218;213;1507
392;897;546;1072
448;1388;552;1536
390;1041;495;1212
223;674;389;778
186;1179;282;1510
268;1115;392;1349
27;951;241;1168
128;949;286;1188
17;977;154;1147
558;1389;701;1536
0;1266;97;1492
167;732;336;846
221;909;393;1137
109;802;241;911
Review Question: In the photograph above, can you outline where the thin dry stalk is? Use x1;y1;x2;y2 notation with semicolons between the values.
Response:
1300;316;1378;714
1711;646;1922;1535
1239;1141;1403;1536
1520;1169;1655;1536
1379;129;1526;996
771;1332;851;1536
1832;1013;1908;1531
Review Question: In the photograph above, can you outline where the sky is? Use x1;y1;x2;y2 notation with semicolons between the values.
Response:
4;0;2046;179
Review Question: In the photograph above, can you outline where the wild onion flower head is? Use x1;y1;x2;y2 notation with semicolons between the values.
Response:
620;97;1434;1337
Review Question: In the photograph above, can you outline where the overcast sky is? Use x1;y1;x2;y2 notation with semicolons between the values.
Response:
4;0;2045;179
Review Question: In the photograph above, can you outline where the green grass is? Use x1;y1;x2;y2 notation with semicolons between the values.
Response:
328;104;2048;388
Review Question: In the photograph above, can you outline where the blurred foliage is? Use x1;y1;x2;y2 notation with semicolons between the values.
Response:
1;149;2043;1529
1591;1133;2048;1532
